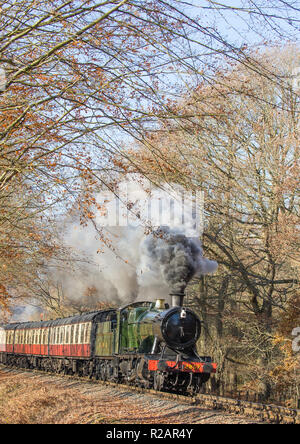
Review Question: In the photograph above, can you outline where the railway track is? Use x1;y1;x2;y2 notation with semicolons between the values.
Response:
1;363;299;424
95;381;300;424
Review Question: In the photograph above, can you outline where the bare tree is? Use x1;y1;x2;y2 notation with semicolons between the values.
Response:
121;45;299;400
0;0;299;314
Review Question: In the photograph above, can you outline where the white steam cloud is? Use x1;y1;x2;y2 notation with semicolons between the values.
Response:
56;180;218;307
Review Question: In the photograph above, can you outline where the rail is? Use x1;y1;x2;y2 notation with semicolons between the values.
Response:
1;364;299;424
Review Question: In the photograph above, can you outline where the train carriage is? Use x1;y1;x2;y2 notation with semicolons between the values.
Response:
48;312;100;358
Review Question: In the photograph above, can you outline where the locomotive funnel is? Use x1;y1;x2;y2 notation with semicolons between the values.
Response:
170;292;185;307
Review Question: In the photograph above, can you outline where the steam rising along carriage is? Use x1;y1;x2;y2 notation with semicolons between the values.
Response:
0;294;216;394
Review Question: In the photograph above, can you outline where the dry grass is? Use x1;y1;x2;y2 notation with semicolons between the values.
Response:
0;368;265;424
0;370;114;424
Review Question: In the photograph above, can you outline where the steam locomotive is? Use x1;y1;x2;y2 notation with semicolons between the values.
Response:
0;293;216;394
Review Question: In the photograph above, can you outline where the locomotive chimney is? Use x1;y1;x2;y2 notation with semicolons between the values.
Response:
170;291;185;307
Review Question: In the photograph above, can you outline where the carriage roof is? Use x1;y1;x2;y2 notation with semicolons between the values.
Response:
2;309;116;330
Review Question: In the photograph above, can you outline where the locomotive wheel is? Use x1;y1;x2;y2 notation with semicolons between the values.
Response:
153;372;164;391
99;362;107;381
106;362;115;381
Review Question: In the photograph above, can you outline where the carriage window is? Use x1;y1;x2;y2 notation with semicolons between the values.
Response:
70;325;74;344
85;323;90;343
65;326;69;344
82;324;86;343
74;324;77;343
80;324;84;343
74;324;78;343
74;325;77;343
77;324;81;343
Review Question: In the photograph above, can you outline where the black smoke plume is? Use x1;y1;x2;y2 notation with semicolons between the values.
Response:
140;226;218;294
